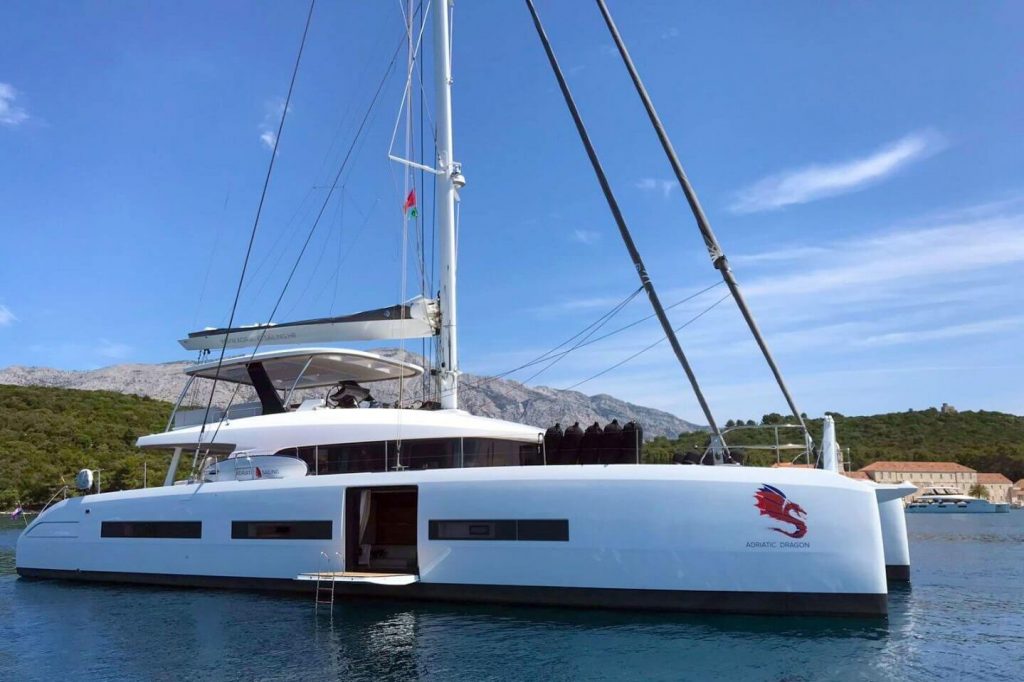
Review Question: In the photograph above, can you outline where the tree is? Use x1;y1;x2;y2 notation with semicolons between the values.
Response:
969;483;988;500
725;419;735;428
761;413;784;425
745;419;756;426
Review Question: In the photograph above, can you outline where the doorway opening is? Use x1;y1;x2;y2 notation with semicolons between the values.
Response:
344;486;418;574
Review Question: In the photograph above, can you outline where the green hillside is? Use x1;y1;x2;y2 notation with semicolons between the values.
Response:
0;384;181;508
2;384;1022;508
644;409;1024;481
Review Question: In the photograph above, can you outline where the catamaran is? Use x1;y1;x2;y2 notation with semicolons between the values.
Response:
906;489;1009;514
17;1;910;616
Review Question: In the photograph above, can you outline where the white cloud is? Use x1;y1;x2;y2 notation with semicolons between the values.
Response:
730;246;828;266
258;99;289;151
571;228;600;245
857;316;1024;348
259;130;277;150
742;212;1024;300
0;83;29;127
730;130;944;213
97;338;132;359
0;304;16;326
635;177;675;198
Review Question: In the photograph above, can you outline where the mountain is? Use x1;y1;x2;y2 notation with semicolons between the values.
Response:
0;353;703;439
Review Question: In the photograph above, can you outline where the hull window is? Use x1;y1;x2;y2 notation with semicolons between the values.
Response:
231;520;332;540
428;519;569;542
101;521;202;539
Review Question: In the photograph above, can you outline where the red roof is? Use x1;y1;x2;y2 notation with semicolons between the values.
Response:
858;461;975;473
977;473;1012;485
771;462;814;468
842;471;871;480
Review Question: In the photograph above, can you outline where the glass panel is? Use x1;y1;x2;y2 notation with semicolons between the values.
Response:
463;439;542;467
394;439;458;470
326;442;387;474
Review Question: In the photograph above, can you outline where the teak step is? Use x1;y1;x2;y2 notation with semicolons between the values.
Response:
297;571;420;586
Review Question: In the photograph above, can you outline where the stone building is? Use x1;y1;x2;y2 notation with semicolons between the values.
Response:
977;473;1013;504
857;461;977;499
1012;480;1024;507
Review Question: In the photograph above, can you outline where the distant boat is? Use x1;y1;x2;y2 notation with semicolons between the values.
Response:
906;489;1009;513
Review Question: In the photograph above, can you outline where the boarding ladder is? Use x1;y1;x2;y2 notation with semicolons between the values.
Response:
313;552;341;611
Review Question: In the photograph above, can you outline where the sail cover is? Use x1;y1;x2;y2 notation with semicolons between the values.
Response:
179;296;439;351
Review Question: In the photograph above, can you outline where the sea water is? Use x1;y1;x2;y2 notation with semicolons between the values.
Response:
1;513;1021;681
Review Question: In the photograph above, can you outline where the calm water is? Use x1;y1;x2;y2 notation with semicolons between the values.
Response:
1;514;1022;681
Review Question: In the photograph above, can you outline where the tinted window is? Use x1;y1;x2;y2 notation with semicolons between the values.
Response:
101;521;201;539
428;519;568;542
394;439;458;470
326;441;386;473
231;521;332;540
277;438;541;473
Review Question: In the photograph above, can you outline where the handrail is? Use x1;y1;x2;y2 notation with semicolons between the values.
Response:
705;423;813;465
283;355;315;408
166;375;196;432
37;485;69;517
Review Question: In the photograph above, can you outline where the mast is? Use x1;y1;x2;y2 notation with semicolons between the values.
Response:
594;0;810;442
525;0;727;453
433;0;461;409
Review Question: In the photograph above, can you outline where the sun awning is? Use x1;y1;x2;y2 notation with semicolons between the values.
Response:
179;297;439;351
185;347;423;390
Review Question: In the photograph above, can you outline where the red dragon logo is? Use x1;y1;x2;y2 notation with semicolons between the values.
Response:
754;484;808;539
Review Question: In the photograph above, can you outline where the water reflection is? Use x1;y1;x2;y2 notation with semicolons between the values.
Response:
3;515;1022;681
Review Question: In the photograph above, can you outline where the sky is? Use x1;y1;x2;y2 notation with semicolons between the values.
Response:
1;1;1022;425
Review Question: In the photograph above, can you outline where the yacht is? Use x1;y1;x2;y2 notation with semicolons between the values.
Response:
16;1;908;616
906;489;1009;513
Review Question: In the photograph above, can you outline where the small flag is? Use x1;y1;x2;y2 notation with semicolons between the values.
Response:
11;505;23;520
402;188;418;218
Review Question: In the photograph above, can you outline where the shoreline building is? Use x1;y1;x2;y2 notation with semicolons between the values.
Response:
857;462;1015;503
1012;480;1024;508
978;473;1013;505
858;462;977;499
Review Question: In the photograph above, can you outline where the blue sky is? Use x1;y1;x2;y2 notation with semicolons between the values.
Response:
1;1;1022;424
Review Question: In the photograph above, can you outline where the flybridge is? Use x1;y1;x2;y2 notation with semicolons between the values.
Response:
179;296;440;352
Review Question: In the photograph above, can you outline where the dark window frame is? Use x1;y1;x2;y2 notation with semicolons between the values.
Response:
428;519;568;542
231;520;333;540
101;521;202;539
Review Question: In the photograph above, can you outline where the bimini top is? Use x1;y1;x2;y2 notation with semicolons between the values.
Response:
186;347;423;390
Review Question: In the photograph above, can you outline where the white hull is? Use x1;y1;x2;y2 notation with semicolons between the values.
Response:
877;495;911;580
17;465;888;616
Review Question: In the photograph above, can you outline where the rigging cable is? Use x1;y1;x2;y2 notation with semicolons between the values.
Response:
524;0;726;449
461;280;722;392
196;30;408;457
593;0;810;445
246;35;405;359
190;0;315;477
197;19;405;466
518;287;641;385
564;292;731;392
